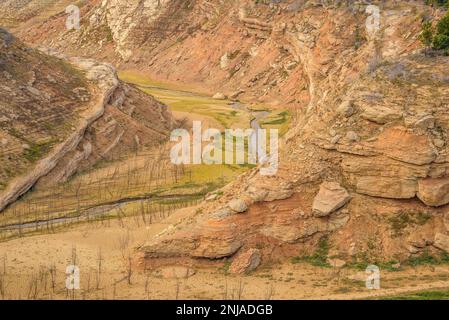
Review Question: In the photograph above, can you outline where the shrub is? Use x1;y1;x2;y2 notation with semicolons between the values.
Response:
420;10;449;51
420;21;434;49
433;12;449;49
425;0;449;8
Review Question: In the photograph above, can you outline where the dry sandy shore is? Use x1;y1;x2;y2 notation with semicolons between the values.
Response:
1;207;449;300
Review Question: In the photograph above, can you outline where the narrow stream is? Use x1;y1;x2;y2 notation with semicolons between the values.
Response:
230;102;269;130
0;83;272;233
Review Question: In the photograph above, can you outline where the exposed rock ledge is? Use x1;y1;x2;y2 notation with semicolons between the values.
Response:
0;53;119;212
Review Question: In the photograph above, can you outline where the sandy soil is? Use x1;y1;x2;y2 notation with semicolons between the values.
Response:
1;206;449;300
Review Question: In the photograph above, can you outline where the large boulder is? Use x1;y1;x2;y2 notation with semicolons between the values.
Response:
342;156;427;199
361;105;403;124
352;176;417;199
434;233;449;253
191;219;242;258
312;182;351;217
336;100;355;118
213;92;227;100
375;127;436;166
228;198;248;213
229;249;261;274
417;178;449;207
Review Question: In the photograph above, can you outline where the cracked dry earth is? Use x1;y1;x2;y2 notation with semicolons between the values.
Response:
1;0;449;300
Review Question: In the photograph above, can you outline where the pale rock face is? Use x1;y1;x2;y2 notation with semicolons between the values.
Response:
312;182;351;217
417;178;449;207
245;186;269;202
89;0;171;60
229;249;261;274
212;92;227;100
434;233;449;253
336;100;355;118
220;53;229;70
375;127;436;166
353;176;417;199
228;198;248;213
345;131;359;143
360;104;403;124
414;115;435;130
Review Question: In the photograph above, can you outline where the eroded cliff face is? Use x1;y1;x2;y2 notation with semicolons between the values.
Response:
3;1;449;264
136;1;449;264
0;31;174;212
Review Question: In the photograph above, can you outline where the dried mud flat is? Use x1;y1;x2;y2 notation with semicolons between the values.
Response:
1;208;449;300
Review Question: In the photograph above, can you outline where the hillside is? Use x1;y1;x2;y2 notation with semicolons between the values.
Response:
0;29;174;212
1;0;449;300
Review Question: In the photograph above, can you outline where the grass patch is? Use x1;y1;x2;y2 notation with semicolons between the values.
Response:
388;211;431;237
291;236;331;268
23;140;57;163
346;259;401;272
219;260;232;274
378;289;449;300
260;110;291;136
405;251;449;267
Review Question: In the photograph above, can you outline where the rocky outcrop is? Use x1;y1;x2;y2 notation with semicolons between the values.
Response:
434;233;449;253
360;104;403;124
418;178;449;207
0;47;119;212
8;0;449;264
212;92;226;100
312;182;351;217
0;46;173;211
136;1;449;264
229;248;261;274
228;198;249;213
376;127;437;166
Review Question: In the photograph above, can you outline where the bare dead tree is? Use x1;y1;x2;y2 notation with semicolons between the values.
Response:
0;271;5;299
144;274;150;300
237;279;245;300
48;264;56;293
175;279;181;300
264;284;275;300
140;201;147;225
27;273;39;299
95;248;103;290
223;276;228;299
126;255;132;285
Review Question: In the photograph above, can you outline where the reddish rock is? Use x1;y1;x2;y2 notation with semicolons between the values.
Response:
376;127;436;166
312;182;351;217
229;249;261;274
417;178;449;207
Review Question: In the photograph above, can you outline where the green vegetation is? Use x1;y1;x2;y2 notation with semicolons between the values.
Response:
420;11;449;52
291;236;331;268
378;289;449;300
219;260;232;274
388;211;431;237
405;251;449;267
260;110;291;136
346;259;401;272
119;70;253;129
425;0;449;8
